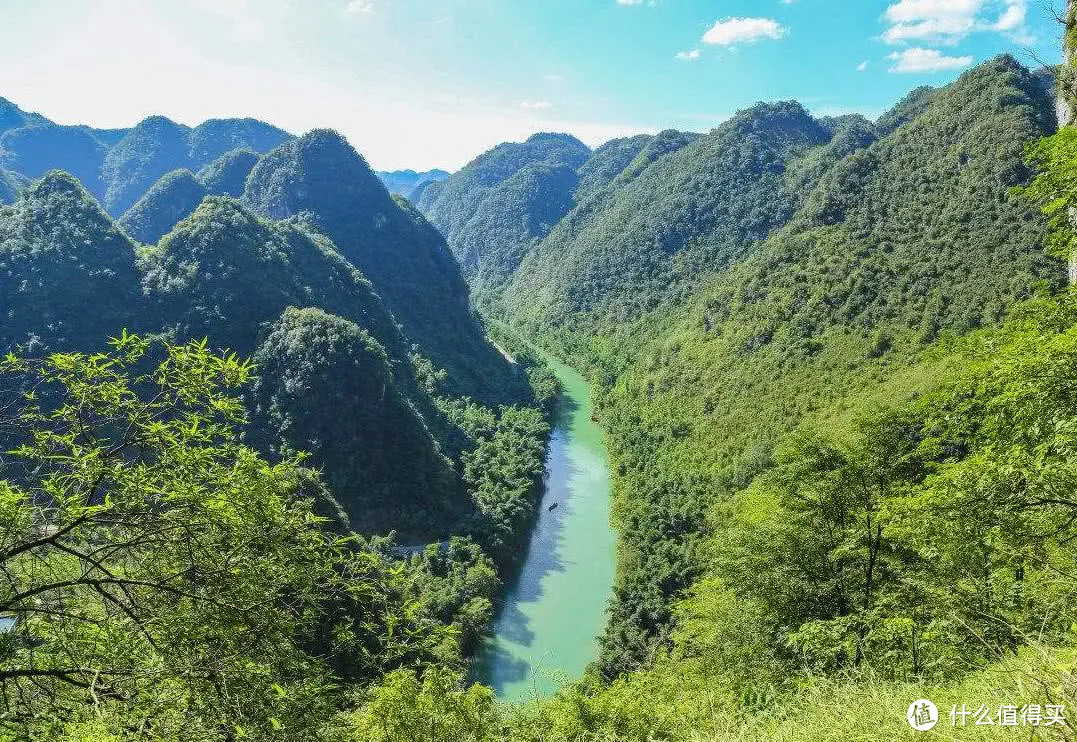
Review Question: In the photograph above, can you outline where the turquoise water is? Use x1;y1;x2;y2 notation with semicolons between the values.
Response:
472;355;616;702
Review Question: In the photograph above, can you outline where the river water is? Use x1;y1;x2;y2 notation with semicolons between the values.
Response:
471;354;616;702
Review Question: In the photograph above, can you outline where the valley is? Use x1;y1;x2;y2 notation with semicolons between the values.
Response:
472;353;615;702
1;4;1077;736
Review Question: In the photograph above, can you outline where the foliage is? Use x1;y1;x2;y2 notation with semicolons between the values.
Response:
336;643;1077;741
344;667;503;742
1022;126;1077;261
461;405;551;565
198;148;261;197
243;129;523;404
118;168;209;244
0;335;444;740
0;172;143;353
502;102;830;327
247;306;466;539
405;538;500;656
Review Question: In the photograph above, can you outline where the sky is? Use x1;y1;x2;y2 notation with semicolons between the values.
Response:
0;0;1066;170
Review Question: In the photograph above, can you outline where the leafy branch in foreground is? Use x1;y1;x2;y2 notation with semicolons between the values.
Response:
0;333;442;740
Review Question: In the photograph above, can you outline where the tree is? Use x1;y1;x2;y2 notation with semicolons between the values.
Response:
0;334;440;739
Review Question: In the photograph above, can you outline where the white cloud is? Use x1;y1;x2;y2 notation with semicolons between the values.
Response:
616;0;655;5
343;0;376;14
887;47;974;73
520;100;552;110
993;0;1026;31
880;0;1029;44
882;0;980;44
676;49;700;60
702;17;786;46
857;60;869;71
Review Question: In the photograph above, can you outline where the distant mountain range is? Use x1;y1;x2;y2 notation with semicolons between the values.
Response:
375;168;450;199
0;97;291;215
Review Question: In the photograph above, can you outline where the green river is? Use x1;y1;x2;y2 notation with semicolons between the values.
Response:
472;355;617;702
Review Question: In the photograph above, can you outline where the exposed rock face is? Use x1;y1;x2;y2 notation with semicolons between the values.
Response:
1062;1;1077;284
1061;1;1077;127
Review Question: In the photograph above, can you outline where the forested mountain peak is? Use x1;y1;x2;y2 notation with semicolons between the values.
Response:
246;305;465;537
498;99;832;327
242;128;390;222
610;128;700;187
464;131;590;182
141;194;403;358
243;128;521;402
0;96;47;135
198;147;261;197
523;131;590;151
496;56;1056;340
0;97;295;218
187;117;290;165
874;84;937;136
0;171;142;351
412;130;602;299
101;115;193;215
724;99;830;151
417;130;591;243
0;123;107;192
118;168;209;245
701;53;1059;366
573;134;655;205
818;113;874;136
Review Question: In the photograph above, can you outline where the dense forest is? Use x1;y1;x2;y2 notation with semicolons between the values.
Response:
0;98;563;737
5;17;1077;740
404;51;1077;740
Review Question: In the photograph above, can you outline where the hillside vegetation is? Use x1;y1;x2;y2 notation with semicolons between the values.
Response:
0;136;550;560
243;129;523;403
5;43;1077;741
400;54;1077;739
118;168;209;244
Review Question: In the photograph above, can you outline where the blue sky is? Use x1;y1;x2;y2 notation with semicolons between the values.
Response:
0;0;1064;169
